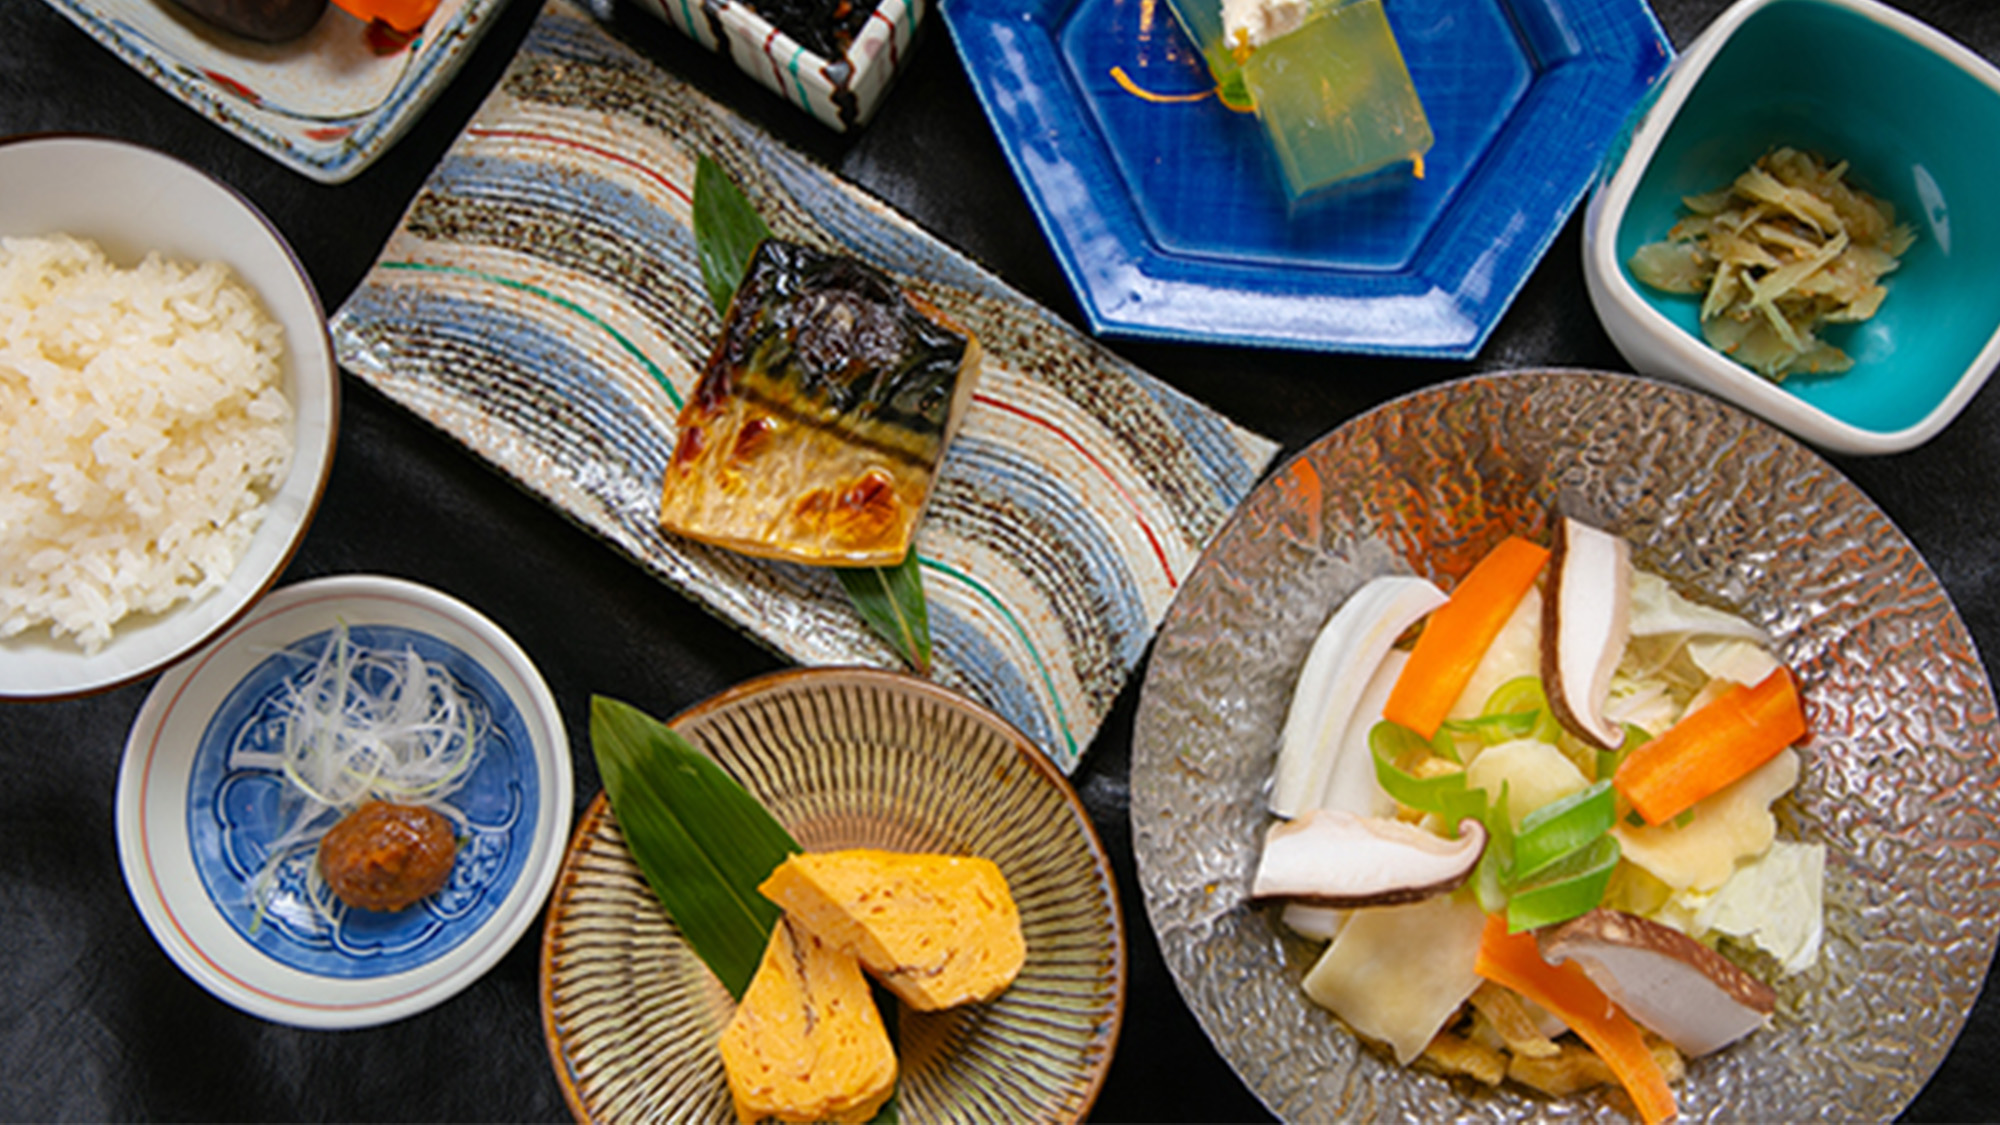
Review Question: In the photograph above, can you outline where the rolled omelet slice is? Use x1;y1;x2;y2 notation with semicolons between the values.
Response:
758;849;1025;1011
718;917;898;1124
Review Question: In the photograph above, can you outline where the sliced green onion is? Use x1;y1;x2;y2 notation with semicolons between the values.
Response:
1438;785;1490;837
1439;676;1559;751
1511;780;1617;884
1442;710;1540;745
1472;782;1513;914
1430;725;1467;764
1596;722;1651;782
1370;720;1470;814
1506;835;1621;932
1480;675;1564;745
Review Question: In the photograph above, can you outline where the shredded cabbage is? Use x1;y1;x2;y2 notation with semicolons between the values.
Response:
1676;839;1826;976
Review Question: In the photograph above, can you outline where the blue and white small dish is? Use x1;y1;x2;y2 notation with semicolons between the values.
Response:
116;574;572;1028
943;0;1672;357
1583;0;2000;455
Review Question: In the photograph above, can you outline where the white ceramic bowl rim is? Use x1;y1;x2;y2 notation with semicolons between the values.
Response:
114;574;574;1029
1585;0;2000;455
0;133;338;698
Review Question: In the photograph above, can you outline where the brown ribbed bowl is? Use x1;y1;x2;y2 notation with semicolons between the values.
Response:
540;667;1125;1123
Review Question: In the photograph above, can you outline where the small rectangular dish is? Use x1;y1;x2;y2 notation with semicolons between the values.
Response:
626;0;924;131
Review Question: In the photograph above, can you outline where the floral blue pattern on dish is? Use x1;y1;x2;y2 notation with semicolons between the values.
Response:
185;624;537;978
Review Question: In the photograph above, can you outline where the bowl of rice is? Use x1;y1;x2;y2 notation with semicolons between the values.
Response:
0;134;338;699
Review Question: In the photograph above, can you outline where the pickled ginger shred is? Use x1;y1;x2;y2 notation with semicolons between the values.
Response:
1628;147;1915;381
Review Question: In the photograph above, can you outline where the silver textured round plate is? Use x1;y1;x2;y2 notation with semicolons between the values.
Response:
540;667;1125;1124
1132;369;2000;1121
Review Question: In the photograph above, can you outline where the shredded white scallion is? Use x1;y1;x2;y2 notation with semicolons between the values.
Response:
234;621;490;928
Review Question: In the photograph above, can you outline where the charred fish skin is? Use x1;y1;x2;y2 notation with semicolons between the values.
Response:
661;238;981;567
714;240;968;454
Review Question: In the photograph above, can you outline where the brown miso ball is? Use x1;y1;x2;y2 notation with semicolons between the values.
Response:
317;801;459;912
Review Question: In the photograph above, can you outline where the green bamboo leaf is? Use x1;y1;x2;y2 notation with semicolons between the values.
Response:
589;695;800;1000
693;154;772;316
837;550;932;675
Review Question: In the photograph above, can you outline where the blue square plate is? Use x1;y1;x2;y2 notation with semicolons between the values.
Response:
943;0;1672;357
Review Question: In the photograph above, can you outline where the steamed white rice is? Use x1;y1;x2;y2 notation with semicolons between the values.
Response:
1;234;293;652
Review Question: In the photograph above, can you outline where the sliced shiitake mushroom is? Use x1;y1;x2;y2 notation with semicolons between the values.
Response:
1542;517;1633;751
1250;809;1487;908
1538;908;1776;1058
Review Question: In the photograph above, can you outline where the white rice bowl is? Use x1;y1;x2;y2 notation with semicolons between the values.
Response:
0;135;337;699
1;234;294;651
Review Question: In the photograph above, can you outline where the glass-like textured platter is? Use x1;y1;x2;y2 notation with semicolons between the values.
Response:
943;0;1671;357
540;668;1124;1123
39;0;509;182
1131;370;2000;1120
330;0;1277;774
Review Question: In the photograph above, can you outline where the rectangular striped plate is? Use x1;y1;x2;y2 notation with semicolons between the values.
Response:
330;0;1278;772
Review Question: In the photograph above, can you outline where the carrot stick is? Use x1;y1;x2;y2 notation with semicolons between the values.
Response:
1613;665;1807;826
1382;536;1550;740
1474;914;1678;1125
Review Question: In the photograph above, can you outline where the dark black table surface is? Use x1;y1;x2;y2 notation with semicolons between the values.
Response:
4;0;1997;1120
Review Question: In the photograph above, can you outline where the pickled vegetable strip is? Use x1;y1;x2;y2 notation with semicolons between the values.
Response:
1383;537;1550;739
1475;915;1678;1125
1614;666;1807;826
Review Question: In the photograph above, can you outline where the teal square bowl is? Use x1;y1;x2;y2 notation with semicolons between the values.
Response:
1584;0;2000;454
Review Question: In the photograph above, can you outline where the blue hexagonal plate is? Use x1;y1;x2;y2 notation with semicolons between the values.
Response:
944;0;1672;357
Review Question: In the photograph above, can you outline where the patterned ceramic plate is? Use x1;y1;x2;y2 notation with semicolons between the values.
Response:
116;574;573;1028
1132;370;2000;1120
540;667;1125;1123
330;0;1276;775
943;0;1672;357
39;0;509;182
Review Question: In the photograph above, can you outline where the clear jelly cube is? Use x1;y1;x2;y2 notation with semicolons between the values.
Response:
1161;0;1434;200
1239;0;1434;201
